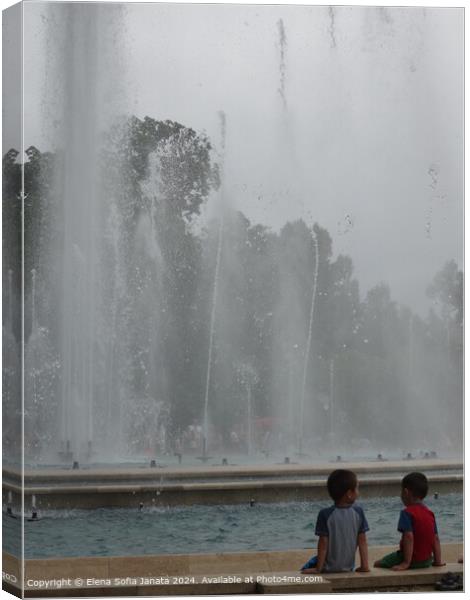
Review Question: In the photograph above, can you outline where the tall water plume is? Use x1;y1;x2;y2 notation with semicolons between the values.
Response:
277;19;287;110
59;6;108;456
328;7;337;49
30;3;132;461
298;231;319;454
202;111;227;456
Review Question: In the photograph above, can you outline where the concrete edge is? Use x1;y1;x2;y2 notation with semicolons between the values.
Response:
3;565;464;597
3;459;463;483
3;473;463;496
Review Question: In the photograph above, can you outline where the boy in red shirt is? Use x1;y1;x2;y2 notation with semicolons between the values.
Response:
374;472;445;570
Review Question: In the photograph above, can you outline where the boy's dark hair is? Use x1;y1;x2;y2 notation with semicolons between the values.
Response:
327;469;358;502
402;472;428;499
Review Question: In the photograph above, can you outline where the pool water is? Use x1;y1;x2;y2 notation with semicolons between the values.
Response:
3;493;462;559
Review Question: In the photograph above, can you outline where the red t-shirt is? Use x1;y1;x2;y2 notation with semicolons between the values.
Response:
398;502;437;562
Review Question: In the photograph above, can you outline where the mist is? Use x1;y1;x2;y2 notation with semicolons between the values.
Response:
3;3;463;463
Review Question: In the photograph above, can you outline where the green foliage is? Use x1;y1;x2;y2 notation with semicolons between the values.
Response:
104;116;219;223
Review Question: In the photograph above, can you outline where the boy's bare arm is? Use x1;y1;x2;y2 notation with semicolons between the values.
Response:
392;532;413;570
356;532;370;572
301;537;328;573
315;535;328;572
301;536;329;573
432;534;446;567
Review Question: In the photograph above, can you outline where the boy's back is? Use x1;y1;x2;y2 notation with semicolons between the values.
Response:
398;502;437;562
316;504;368;572
301;470;369;574
374;472;444;571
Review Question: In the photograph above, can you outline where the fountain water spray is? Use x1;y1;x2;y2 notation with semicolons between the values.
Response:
201;111;227;459
408;313;414;383
31;269;36;331
29;494;38;521
277;19;287;110
57;6;102;459
298;231;319;455
39;3;130;461
329;358;335;438
236;362;258;456
201;220;223;458
30;270;38;417
328;7;337;49
246;384;253;456
8;269;13;331
6;491;13;517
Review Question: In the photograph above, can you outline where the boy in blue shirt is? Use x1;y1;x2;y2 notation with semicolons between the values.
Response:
301;469;370;573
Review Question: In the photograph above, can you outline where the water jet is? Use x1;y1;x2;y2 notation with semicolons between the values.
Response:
201;111;226;461
298;231;319;455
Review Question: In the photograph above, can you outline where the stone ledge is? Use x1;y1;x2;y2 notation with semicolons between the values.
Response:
2;543;463;597
3;473;462;508
3;459;463;484
256;564;464;594
5;473;463;493
4;564;463;597
326;562;463;590
3;543;463;577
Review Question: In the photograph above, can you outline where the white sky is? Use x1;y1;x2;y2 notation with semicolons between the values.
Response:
13;2;465;314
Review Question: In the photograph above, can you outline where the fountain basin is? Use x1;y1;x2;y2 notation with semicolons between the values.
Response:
3;459;462;509
3;474;463;510
4;457;462;482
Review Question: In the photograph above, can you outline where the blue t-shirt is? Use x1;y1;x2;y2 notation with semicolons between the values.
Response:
315;504;369;572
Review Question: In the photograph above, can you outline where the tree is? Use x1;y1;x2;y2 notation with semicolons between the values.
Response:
425;261;463;448
104;116;219;224
427;260;463;326
103;116;220;437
